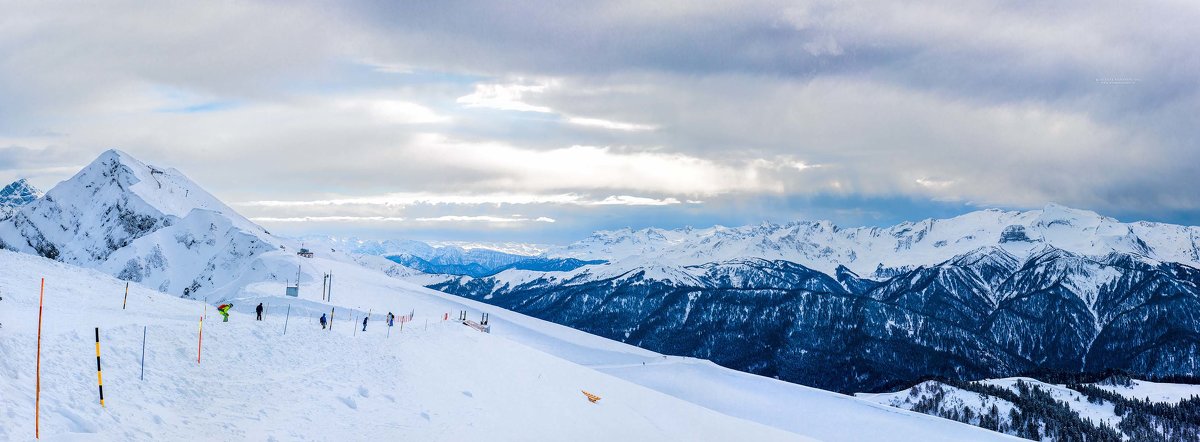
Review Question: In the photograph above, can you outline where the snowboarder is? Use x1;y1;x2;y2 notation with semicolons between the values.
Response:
217;303;233;322
256;303;264;321
362;316;369;332
320;313;327;329
387;312;395;327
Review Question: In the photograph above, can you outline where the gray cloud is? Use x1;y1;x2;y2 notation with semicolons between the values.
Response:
1;1;1196;242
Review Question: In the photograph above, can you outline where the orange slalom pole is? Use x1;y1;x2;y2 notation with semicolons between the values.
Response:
35;278;44;439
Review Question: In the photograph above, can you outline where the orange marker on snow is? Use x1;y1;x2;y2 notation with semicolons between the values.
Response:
581;390;601;403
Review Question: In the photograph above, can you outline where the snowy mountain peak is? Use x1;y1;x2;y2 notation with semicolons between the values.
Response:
74;149;259;228
0;149;281;297
0;178;42;206
0;178;42;220
1035;203;1107;228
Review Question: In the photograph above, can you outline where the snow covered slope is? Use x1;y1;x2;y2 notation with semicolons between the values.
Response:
0;249;1023;441
1092;378;1200;404
548;204;1200;277
0;250;808;441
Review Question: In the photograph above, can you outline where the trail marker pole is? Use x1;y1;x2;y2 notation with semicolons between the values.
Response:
353;315;358;336
122;282;129;309
329;307;335;332
197;305;206;364
94;328;105;407
283;305;291;335
140;326;147;381
35;278;44;439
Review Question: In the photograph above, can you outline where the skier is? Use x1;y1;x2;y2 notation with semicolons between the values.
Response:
387;312;395;327
362;316;369;332
256;303;264;321
217;303;233;322
320;313;327;329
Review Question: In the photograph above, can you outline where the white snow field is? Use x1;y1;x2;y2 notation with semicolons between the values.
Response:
0;250;802;441
0;248;1019;441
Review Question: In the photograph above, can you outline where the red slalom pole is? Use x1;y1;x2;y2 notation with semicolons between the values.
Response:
35;278;44;439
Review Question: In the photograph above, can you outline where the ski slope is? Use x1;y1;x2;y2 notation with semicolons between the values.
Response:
0;250;803;441
0;248;1020;441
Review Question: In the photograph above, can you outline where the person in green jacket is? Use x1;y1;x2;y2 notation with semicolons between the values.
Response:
218;303;233;322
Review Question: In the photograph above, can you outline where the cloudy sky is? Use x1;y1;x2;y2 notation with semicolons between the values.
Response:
1;1;1197;244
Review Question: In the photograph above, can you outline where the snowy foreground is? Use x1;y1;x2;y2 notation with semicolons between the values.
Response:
0;249;1014;441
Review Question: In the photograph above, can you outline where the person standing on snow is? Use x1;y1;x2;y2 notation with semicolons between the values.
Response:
362;316;369;332
217;303;233;322
320;313;327;329
387;312;395;327
256;303;264;321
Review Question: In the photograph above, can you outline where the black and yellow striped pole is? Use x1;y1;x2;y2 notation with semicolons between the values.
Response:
94;327;105;407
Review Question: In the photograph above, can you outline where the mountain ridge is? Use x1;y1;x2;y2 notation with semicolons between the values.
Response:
547;203;1200;277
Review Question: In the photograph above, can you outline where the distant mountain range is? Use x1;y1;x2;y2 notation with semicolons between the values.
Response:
302;236;601;277
413;206;1200;393
543;205;1200;276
